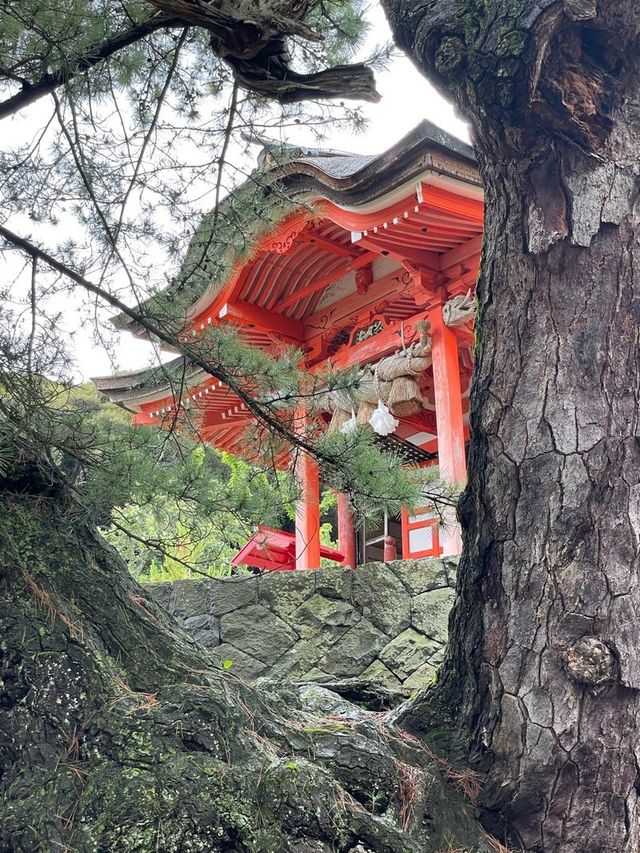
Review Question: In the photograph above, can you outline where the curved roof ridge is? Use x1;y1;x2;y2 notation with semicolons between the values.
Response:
113;120;476;336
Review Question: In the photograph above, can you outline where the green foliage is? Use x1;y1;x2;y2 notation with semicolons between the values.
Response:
316;427;446;521
0;0;437;575
297;0;368;67
2;364;455;580
103;446;298;581
0;375;301;580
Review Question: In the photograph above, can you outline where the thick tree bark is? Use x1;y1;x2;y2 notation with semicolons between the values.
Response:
0;463;488;852
384;2;640;851
147;0;381;104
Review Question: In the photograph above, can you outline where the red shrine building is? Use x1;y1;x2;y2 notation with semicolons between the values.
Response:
93;121;483;572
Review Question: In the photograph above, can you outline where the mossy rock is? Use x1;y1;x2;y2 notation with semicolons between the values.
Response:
258;569;315;618
317;619;387;677
352;563;411;635
0;484;493;853
411;588;455;644
379;629;441;681
388;558;450;596
220;604;298;664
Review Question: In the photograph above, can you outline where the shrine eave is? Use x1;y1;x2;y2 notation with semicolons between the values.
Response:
93;120;482;464
112;121;478;339
277;119;477;204
92;356;202;411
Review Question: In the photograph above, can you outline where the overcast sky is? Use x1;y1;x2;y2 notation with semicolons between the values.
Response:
5;5;471;383
264;4;470;155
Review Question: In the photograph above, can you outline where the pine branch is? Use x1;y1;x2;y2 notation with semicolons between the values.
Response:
0;12;181;121
110;515;217;580
0;222;330;463
0;1;378;125
0;228;455;512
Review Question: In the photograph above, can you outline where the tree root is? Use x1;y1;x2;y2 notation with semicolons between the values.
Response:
1;490;492;852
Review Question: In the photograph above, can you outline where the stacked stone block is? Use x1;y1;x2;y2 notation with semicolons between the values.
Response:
146;557;457;692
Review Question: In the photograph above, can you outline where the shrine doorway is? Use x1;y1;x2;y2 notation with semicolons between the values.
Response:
357;510;402;564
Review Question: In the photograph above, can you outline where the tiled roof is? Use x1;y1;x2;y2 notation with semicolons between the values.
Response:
93;355;201;401
296;152;378;179
97;121;479;398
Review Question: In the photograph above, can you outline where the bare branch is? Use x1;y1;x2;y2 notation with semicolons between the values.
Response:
26;257;37;377
111;28;190;246
213;80;238;224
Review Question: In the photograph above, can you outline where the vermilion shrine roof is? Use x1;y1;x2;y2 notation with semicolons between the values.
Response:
93;121;483;460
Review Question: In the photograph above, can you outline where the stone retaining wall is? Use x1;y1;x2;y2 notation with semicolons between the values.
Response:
146;557;457;693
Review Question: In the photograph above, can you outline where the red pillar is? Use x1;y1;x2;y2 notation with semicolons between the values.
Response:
295;450;321;570
429;303;466;556
294;408;321;570
337;492;357;569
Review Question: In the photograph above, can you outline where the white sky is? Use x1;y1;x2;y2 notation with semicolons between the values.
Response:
295;5;470;153
3;4;470;383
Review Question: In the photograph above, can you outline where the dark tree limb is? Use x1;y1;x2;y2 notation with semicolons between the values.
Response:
147;0;380;104
227;55;380;104
0;0;379;122
0;12;181;120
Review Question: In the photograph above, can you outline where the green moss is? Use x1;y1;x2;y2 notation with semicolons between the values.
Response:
425;728;448;743
1;487;492;853
302;721;350;735
496;28;526;55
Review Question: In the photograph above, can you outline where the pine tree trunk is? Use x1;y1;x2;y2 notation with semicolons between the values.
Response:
447;149;640;853
384;1;640;850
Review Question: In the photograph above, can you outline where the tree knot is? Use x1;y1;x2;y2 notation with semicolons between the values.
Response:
435;37;466;76
562;636;617;688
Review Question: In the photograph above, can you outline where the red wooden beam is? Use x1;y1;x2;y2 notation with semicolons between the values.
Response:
219;299;304;342
418;183;484;222
352;233;441;272
304;266;417;335
203;415;254;432
328;308;432;369
443;268;479;298
295;452;321;570
300;232;356;258
276;251;376;312
294;410;321;570
439;235;483;271
323;194;422;232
